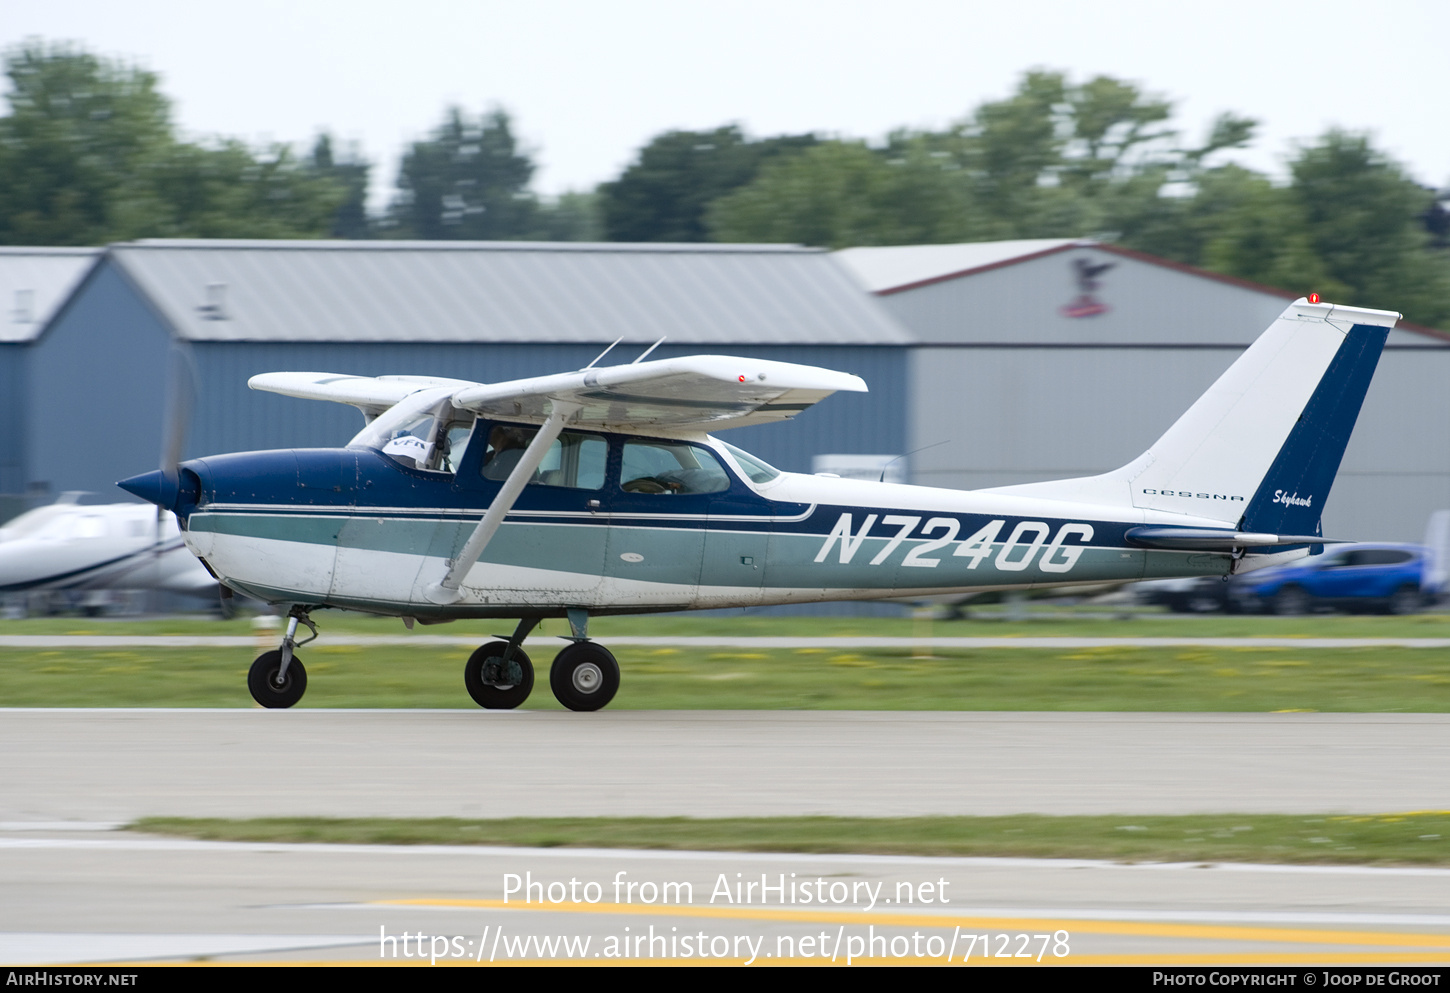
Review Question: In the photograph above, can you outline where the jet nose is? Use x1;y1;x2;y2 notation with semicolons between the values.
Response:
118;469;177;511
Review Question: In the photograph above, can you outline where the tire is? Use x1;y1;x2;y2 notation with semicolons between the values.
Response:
1387;585;1422;616
1271;585;1311;616
464;641;534;709
550;642;620;712
248;650;307;709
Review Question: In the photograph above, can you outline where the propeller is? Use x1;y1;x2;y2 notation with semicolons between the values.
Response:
150;338;199;588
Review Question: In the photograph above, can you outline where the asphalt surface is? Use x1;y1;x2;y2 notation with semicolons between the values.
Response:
3;710;1448;821
4;831;1450;966
5;709;1450;966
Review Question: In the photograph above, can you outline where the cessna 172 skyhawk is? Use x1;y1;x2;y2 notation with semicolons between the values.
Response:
120;297;1398;711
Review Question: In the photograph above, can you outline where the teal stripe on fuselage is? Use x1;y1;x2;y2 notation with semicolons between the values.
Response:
190;511;1230;592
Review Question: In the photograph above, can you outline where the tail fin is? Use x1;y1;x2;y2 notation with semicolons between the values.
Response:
985;298;1400;533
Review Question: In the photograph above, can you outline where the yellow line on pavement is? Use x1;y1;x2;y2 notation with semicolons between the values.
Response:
375;898;1450;950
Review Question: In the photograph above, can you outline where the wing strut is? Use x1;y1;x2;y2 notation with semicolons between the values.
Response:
424;400;581;604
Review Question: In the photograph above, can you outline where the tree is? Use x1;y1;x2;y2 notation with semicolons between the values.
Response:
704;72;1243;249
708;138;979;248
387;107;539;240
0;41;171;244
1285;131;1450;325
533;191;602;242
0;40;347;244
310;133;371;239
598;125;816;242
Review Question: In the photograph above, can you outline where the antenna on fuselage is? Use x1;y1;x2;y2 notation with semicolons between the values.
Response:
582;337;624;370
632;337;666;364
878;439;950;482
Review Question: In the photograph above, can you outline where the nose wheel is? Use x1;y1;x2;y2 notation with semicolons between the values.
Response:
248;650;308;708
247;607;317;709
550;642;619;712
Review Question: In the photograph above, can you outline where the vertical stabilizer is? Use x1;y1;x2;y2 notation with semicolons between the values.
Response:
983;299;1399;532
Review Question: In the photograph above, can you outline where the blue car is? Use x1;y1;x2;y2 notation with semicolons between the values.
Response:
1230;542;1437;615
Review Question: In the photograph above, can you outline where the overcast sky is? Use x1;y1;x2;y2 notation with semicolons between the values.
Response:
3;0;1446;211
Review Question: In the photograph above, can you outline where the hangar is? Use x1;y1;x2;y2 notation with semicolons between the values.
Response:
22;240;910;509
6;236;1446;548
837;239;1450;543
0;247;101;522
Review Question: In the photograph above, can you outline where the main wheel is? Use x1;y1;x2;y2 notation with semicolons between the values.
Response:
550;642;620;712
248;650;307;709
464;641;534;709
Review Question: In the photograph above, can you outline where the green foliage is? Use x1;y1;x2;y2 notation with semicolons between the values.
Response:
309;133;371;239
709;138;979;248
0;41;349;244
699;69;1450;328
599;125;817;242
534;190;603;242
708;71;1210;248
386;106;539;240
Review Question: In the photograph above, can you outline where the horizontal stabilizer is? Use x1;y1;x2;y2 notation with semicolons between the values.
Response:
1124;527;1347;551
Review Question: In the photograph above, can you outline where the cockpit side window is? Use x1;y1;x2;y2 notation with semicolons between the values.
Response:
480;425;607;490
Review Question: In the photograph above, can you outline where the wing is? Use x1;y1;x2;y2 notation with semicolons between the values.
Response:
248;372;481;421
449;355;867;430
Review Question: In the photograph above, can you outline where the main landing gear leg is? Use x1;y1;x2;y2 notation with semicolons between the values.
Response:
550;609;620;712
464;617;539;710
247;607;317;709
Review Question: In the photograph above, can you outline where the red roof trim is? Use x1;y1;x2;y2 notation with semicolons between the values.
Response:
875;240;1450;344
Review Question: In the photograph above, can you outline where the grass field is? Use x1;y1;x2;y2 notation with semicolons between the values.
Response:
2;630;1448;710
6;606;1450;639
130;812;1450;866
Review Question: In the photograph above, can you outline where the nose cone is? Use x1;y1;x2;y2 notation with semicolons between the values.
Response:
118;469;177;511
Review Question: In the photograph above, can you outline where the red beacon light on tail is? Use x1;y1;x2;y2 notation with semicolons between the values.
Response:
1308;292;1321;304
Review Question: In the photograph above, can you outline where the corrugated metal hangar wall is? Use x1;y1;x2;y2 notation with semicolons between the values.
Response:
838;240;1450;544
23;241;909;505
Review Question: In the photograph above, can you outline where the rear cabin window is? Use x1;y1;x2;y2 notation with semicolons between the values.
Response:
480;426;607;490
620;440;730;495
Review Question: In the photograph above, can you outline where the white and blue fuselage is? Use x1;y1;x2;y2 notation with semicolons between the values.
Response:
172;433;1246;620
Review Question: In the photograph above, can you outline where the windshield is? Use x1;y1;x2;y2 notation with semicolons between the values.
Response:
719;441;781;484
348;388;474;472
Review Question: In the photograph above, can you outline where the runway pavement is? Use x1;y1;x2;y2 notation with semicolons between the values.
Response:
2;709;1448;821
4;831;1450;966
4;709;1449;966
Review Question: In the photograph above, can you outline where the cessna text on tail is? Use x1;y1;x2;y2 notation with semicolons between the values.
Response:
120;298;1400;711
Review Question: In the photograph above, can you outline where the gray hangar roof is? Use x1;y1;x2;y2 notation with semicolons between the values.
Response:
108;240;911;346
0;247;100;343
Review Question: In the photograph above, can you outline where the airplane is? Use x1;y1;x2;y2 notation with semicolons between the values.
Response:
0;493;219;613
118;296;1399;711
